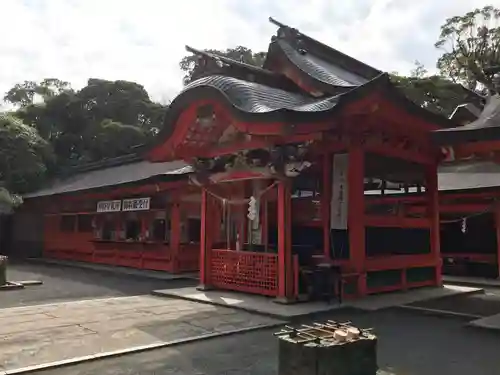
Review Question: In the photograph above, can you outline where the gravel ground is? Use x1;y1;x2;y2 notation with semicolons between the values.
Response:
2;262;196;309
29;308;500;375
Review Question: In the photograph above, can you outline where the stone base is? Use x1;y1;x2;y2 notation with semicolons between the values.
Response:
18;280;43;286
196;284;214;291
273;296;297;305
0;282;24;291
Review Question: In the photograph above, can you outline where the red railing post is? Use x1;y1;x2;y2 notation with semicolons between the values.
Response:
347;147;366;296
198;189;213;289
426;163;442;286
170;202;181;272
322;152;332;261
494;203;500;279
277;180;293;301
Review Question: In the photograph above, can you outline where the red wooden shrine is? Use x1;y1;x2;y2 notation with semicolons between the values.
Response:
22;18;493;299
401;187;500;278
431;93;500;278
370;90;500;280
21;161;200;274
146;18;458;300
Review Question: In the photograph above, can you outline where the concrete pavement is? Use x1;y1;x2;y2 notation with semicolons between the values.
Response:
19;308;500;375
4;262;196;309
443;275;500;288
0;295;283;373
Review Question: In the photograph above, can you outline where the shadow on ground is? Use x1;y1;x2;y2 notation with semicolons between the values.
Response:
3;262;197;309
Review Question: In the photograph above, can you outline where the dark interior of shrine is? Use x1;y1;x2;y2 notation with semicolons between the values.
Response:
264;153;432;266
440;212;498;277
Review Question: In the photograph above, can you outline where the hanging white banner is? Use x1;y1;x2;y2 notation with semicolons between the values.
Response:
330;153;349;229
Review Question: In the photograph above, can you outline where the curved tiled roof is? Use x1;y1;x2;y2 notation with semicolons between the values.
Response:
264;18;380;94
433;95;500;145
152;72;456;147
185;46;305;95
276;39;368;88
182;75;340;113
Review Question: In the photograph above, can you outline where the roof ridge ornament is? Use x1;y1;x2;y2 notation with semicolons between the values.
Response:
269;17;301;41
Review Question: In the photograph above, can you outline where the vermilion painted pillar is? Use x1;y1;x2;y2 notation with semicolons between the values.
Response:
426;163;442;286
198;189;213;289
494;204;500;279
170;202;181;272
322;153;332;260
277;179;293;301
347;147;366;296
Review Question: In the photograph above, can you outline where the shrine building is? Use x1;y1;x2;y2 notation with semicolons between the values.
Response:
11;18;480;301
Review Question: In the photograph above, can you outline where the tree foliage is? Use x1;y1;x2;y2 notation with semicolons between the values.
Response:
86;119;148;162
435;5;500;93
391;62;474;117
180;46;267;84
4;78;72;107
0;114;54;194
0;77;169;197
13;78;167;166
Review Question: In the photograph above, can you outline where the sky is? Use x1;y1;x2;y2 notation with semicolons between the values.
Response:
1;0;499;107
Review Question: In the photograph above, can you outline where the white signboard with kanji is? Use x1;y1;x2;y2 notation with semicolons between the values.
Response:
122;197;150;211
330;154;349;229
96;200;122;213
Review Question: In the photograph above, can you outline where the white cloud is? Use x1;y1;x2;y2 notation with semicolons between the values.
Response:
1;0;499;107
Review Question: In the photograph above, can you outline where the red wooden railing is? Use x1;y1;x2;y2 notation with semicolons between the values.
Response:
211;249;279;296
177;244;200;272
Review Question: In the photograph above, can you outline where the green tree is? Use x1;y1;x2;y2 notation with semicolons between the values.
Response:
391;61;481;117
180;46;267;84
10;78;167;166
84;119;149;162
0;187;22;212
0;114;54;194
435;5;500;93
4;79;72;107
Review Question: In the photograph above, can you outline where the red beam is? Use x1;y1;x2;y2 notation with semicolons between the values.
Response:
364;215;430;228
454;140;500;157
364;143;434;164
442;252;497;264
407;203;491;214
366;195;425;204
366;254;437;271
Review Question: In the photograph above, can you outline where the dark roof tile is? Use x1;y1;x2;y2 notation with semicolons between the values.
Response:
24;160;191;198
434;95;500;145
182;74;340;113
276;39;368;88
